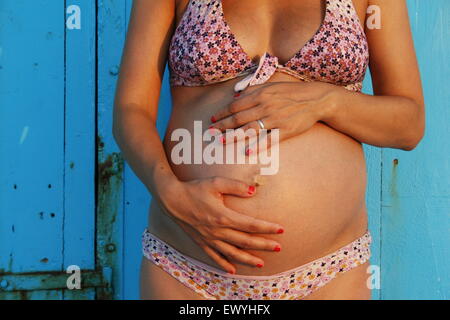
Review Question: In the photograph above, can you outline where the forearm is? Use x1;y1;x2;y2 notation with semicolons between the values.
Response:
112;103;179;205
320;85;425;150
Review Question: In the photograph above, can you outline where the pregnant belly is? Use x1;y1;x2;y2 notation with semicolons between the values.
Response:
148;79;368;275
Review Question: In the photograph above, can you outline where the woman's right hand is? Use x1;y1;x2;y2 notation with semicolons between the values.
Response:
159;176;284;274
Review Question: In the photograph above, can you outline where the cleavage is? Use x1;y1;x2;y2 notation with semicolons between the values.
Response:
220;0;327;65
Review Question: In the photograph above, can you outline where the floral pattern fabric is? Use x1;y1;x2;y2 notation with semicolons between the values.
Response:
142;229;372;300
168;0;369;91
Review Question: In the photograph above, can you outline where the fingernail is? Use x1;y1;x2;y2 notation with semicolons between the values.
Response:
233;93;240;98
228;269;235;274
256;263;263;268
245;148;252;156
211;116;216;123
248;185;255;195
220;135;226;144
277;228;284;234
273;245;281;252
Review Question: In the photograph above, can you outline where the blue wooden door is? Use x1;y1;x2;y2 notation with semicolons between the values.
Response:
378;1;450;299
0;0;113;299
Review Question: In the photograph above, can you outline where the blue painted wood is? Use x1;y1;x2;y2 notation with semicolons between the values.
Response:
0;0;65;273
64;0;96;271
0;0;97;300
380;0;450;300
97;0;127;300
0;1;65;300
63;0;97;300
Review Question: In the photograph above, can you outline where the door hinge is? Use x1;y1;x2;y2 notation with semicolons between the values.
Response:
0;267;112;294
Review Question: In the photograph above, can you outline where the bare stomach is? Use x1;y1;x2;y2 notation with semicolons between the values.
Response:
147;72;368;276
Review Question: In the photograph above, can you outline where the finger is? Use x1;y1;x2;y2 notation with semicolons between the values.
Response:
208;176;257;197
245;127;287;156
214;127;258;147
222;208;284;234
233;116;272;152
239;115;273;133
206;125;223;138
201;243;237;274
179;222;237;274
216;228;282;252
216;115;274;146
211;88;262;122
209;239;265;268
247;108;319;155
213;104;266;132
243;117;276;156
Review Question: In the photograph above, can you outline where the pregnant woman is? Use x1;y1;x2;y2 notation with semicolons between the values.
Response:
113;0;424;300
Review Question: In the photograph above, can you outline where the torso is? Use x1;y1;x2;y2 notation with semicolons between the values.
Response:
147;0;370;276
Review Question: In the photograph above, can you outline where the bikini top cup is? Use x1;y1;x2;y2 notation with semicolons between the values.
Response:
168;0;369;92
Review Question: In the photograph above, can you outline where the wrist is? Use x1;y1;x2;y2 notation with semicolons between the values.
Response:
148;165;183;210
316;84;342;123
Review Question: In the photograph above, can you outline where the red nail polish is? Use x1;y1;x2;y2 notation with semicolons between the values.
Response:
211;116;216;123
277;228;284;234
209;127;217;136
245;148;252;156
248;185;255;194
256;263;263;268
220;136;226;144
234;93;240;98
273;245;281;252
228;269;235;274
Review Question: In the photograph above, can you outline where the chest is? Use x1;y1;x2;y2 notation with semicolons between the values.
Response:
220;0;328;64
174;0;367;64
169;0;370;87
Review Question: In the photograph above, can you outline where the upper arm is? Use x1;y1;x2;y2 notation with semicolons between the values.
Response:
114;0;176;121
365;0;424;107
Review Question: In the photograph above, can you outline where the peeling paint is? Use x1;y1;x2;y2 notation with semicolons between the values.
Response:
390;158;400;217
390;158;399;199
0;269;109;292
8;254;13;271
97;135;105;150
96;135;123;299
98;153;123;188
19;126;29;144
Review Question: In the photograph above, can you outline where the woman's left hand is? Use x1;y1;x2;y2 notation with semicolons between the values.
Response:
210;81;338;153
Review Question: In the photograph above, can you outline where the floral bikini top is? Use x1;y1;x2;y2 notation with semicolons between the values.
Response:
168;0;369;92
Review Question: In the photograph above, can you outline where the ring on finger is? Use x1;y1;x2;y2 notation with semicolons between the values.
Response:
257;119;265;130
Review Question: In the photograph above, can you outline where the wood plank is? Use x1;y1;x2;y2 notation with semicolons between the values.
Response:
64;0;96;271
381;0;450;299
0;0;65;274
97;0;127;300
